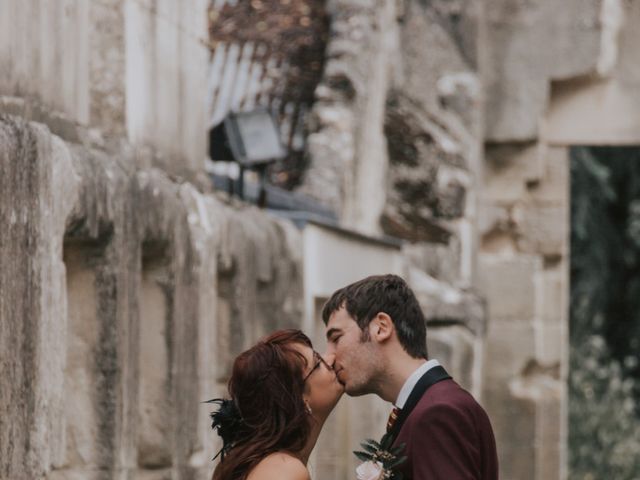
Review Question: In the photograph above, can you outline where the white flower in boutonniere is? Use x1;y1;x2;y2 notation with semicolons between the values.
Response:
356;460;384;480
354;432;407;480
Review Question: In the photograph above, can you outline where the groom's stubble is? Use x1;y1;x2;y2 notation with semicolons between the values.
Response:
340;335;385;397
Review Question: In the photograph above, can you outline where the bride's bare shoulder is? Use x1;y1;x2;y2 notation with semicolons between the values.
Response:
246;452;310;480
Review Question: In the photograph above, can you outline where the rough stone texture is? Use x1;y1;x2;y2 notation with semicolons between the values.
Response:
0;116;77;479
299;0;399;234
428;325;478;394
479;138;570;480
301;0;483;289
214;206;305;380
483;0;602;141
7;0;619;477
542;1;640;145
0;115;304;479
387;0;483;288
410;267;486;336
0;3;486;478
0;0;91;124
481;144;570;258
482;318;564;480
483;142;544;205
0;111;481;479
0;0;209;184
514;202;569;257
300;0;481;238
382;90;472;243
478;255;540;322
90;0;126;138
539;261;569;327
301;0;640;478
124;0;210;180
402;237;462;284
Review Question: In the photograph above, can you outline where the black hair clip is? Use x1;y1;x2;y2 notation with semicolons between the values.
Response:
204;398;244;461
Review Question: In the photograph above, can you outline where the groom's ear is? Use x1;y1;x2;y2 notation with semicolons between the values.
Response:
370;312;393;343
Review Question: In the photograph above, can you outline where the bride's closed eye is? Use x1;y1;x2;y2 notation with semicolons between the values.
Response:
303;351;324;382
303;350;333;382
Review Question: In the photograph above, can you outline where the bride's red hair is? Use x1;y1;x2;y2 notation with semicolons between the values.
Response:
211;329;313;480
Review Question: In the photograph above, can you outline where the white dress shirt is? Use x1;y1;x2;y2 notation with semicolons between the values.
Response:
395;359;441;408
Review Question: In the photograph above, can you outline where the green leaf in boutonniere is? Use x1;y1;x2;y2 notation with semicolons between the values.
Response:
354;432;407;480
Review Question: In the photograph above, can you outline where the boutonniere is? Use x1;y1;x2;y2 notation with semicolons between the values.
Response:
354;432;407;480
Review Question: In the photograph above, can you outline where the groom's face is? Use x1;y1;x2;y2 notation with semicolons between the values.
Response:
325;306;381;396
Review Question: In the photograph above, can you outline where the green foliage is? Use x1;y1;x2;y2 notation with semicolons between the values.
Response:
569;147;640;479
569;337;640;479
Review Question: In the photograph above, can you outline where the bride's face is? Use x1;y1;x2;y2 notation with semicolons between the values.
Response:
298;345;344;418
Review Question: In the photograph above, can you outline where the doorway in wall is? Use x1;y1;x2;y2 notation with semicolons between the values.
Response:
569;146;640;479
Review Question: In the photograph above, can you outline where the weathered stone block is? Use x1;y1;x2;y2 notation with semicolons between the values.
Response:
399;0;474;110
138;254;172;469
48;471;113;480
0;114;310;478
513;202;568;256
410;267;486;335
484;0;601;141
428;325;476;392
477;202;511;238
483;142;542;204
483;321;536;381
403;239;462;285
539;263;568;325
543;76;640;145
537;324;565;366
529;146;569;204
535;396;563;480
63;247;105;471
134;470;173;480
0;116;77;478
479;226;519;255
478;255;541;322
483;388;537;480
382;91;471;242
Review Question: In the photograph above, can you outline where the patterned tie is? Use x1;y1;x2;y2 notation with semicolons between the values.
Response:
386;406;400;432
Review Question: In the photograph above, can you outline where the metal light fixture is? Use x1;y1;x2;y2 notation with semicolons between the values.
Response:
209;108;286;205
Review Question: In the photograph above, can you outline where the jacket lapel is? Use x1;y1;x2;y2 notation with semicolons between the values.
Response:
388;365;452;441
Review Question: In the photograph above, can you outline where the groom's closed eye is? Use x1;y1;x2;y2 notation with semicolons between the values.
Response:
326;328;341;342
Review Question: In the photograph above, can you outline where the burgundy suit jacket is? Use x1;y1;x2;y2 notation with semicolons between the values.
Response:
392;379;498;480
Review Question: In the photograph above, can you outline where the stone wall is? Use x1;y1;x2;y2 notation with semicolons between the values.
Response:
0;0;209;182
1;0;493;479
478;143;569;480
0;108;485;479
479;1;640;479
302;0;482;286
298;0;486;384
0;114;304;479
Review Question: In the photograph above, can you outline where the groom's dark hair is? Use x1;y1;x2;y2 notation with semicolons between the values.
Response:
322;274;428;358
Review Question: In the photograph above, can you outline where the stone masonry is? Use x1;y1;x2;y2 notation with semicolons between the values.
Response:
0;112;305;479
0;1;487;479
9;0;640;479
479;1;640;479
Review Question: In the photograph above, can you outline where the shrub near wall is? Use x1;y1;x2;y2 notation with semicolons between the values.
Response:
569;147;640;479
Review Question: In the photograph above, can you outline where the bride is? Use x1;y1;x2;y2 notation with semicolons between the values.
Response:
208;329;344;480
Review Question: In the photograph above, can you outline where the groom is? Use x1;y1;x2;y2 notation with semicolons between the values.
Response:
323;274;498;479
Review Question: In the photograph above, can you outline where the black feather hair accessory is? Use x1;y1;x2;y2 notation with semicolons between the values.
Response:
205;398;245;461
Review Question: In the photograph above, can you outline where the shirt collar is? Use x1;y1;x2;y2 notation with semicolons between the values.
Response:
395;359;441;408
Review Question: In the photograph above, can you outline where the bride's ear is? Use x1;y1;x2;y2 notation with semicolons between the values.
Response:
370;313;393;343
